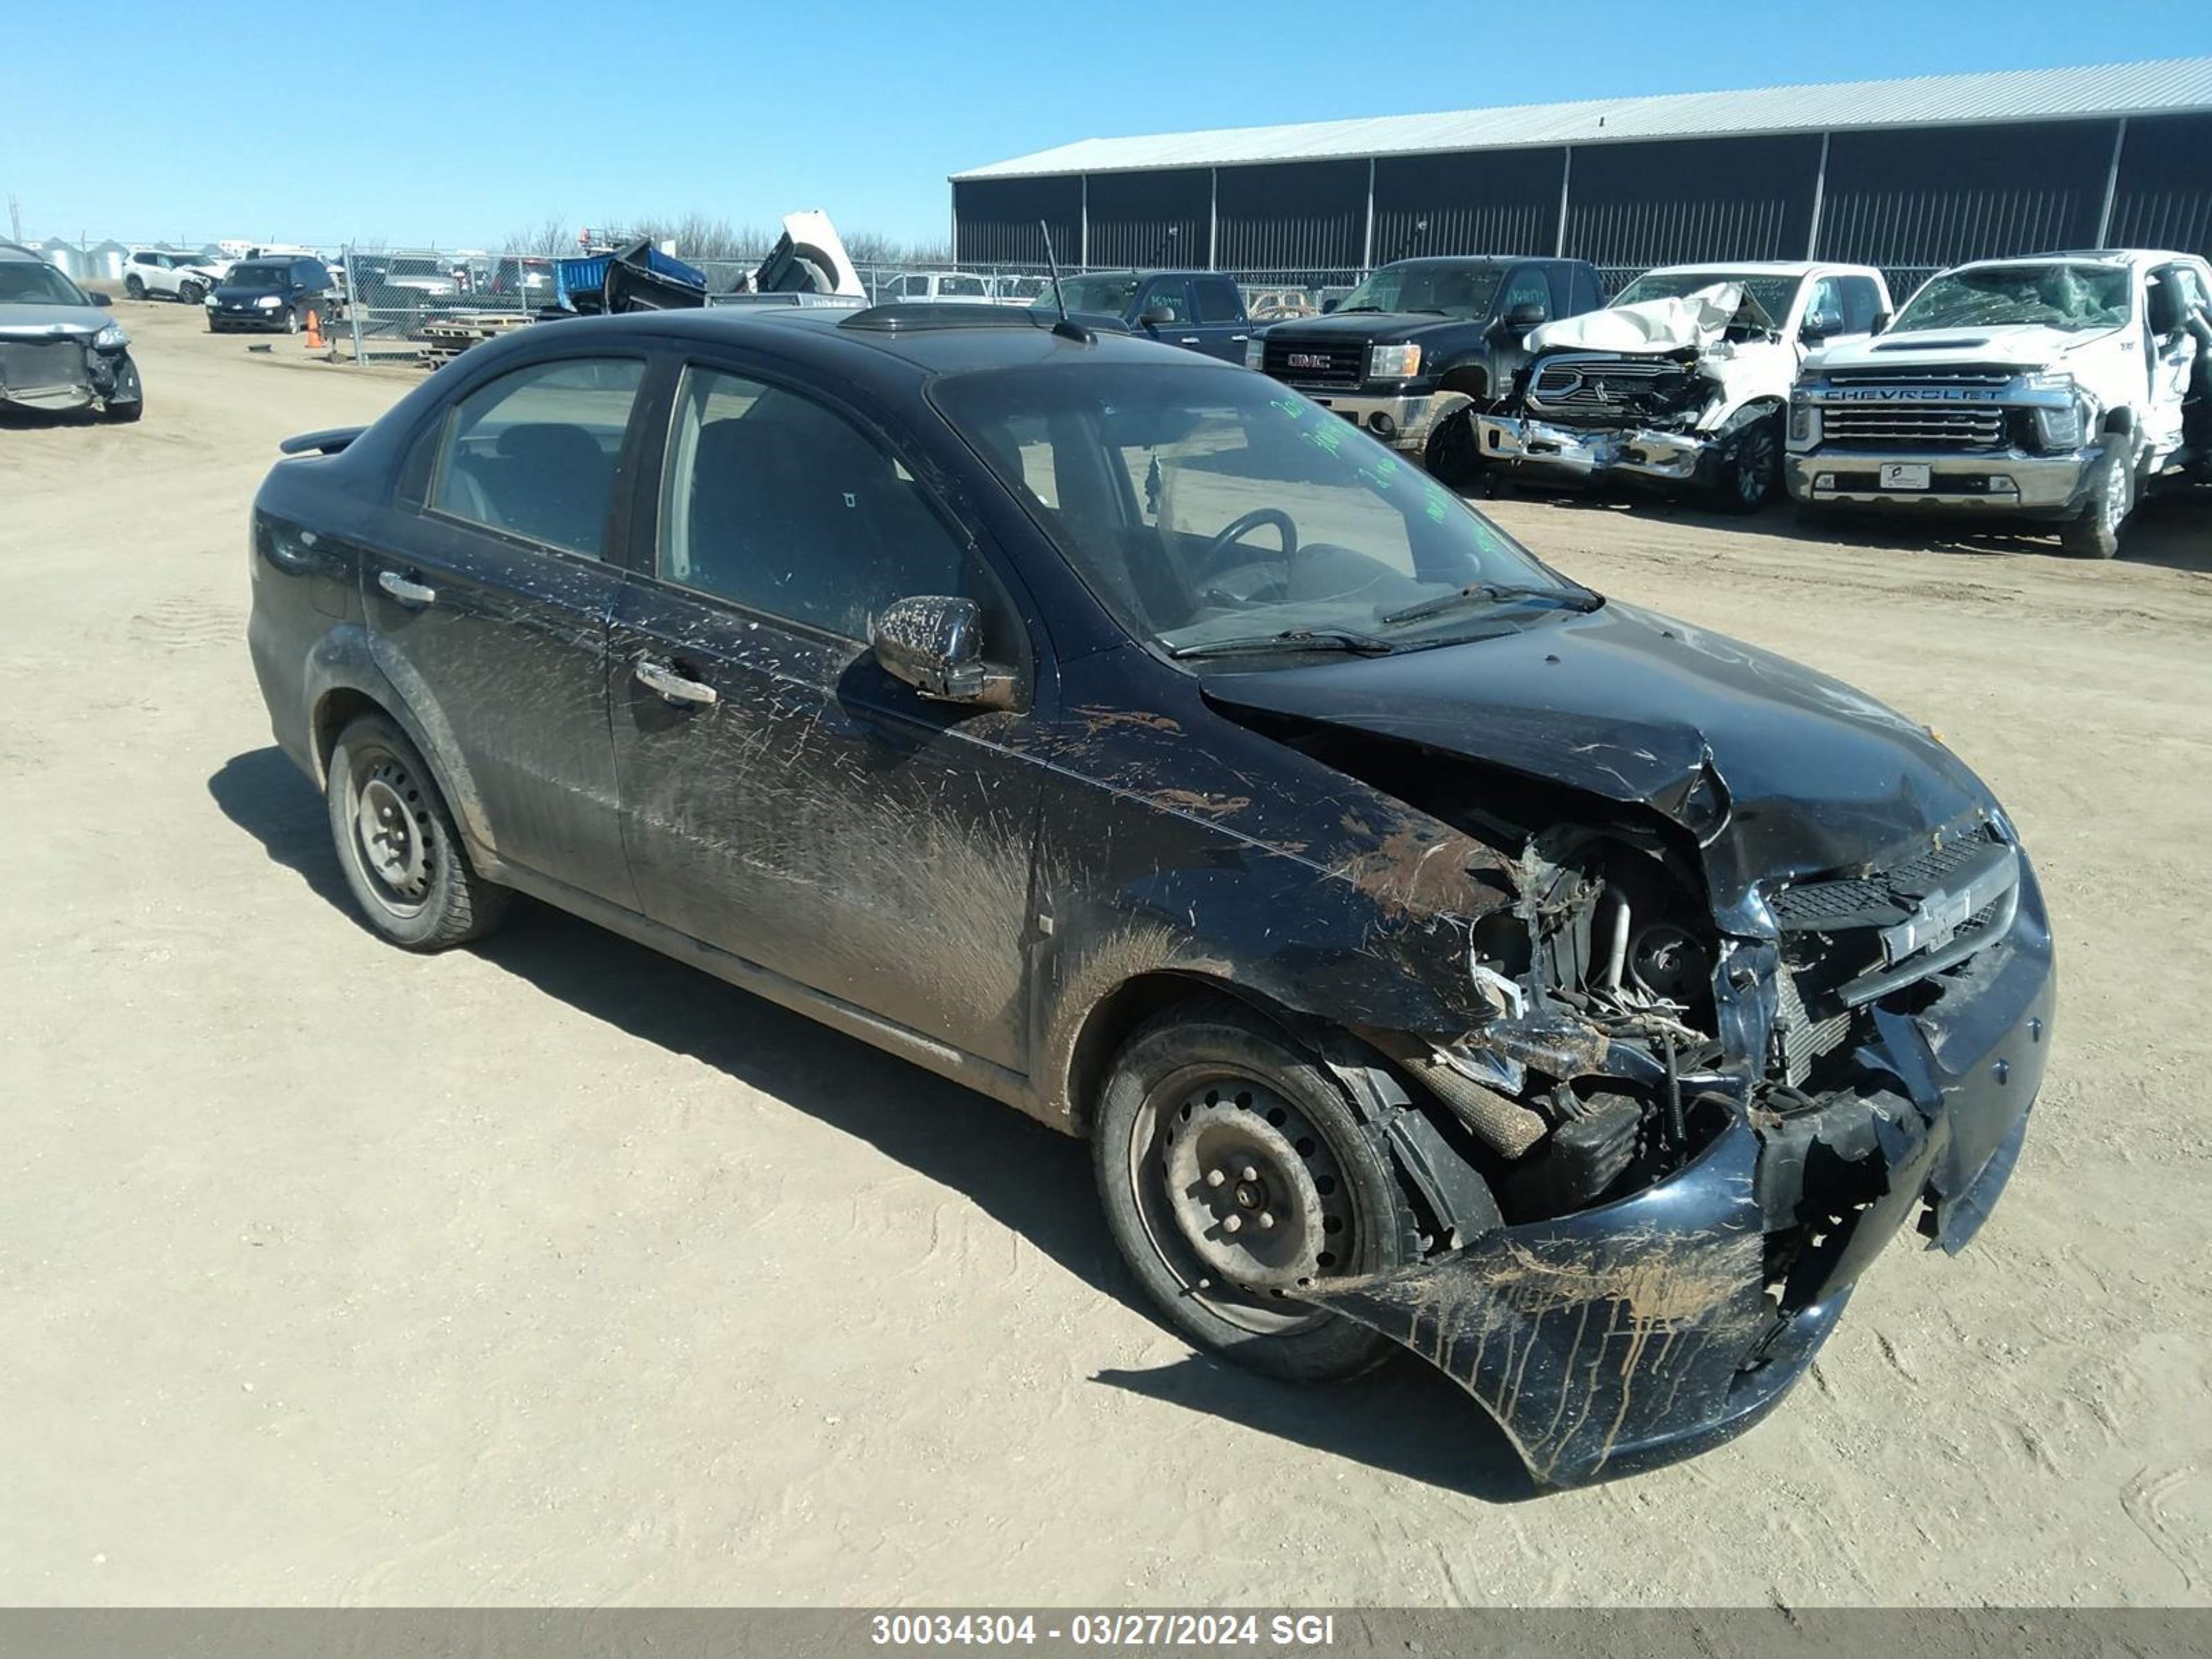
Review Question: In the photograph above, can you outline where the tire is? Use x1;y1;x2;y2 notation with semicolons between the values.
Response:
124;275;146;301
1093;996;1421;1382
326;713;509;951
1712;411;1784;513
1423;397;1486;491
283;305;301;335
102;355;143;423
2060;450;2130;559
179;279;205;306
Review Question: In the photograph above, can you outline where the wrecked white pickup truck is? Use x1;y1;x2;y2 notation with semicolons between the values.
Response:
1477;263;1892;510
1787;250;2212;556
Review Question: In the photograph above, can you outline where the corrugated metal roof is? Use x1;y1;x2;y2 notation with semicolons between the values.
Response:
953;57;2212;180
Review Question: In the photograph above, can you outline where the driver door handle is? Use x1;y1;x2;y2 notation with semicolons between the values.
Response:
635;657;719;707
377;569;437;607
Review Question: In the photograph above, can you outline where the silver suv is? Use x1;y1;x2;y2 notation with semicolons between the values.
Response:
0;242;143;421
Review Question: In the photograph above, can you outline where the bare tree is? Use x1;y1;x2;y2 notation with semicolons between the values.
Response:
499;216;575;257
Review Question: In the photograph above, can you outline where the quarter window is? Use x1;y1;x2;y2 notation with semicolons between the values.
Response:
429;357;643;557
657;366;970;640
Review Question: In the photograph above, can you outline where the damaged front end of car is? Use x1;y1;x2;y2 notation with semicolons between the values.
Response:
1201;626;2056;1488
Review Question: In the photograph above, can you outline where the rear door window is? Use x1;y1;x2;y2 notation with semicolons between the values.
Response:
429;357;644;558
1501;266;1553;321
1194;276;1244;324
1141;279;1194;323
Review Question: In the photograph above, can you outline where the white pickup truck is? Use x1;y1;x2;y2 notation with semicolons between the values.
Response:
1476;261;1892;509
1788;250;2212;556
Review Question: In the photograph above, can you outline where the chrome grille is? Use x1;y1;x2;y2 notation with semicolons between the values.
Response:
1528;355;1696;414
1263;337;1363;387
1819;405;2008;449
0;339;87;393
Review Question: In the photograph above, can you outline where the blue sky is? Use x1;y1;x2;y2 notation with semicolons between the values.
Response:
9;0;2210;252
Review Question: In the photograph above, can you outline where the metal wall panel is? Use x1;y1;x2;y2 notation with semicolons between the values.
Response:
1371;148;1567;262
1082;167;1212;268
1564;135;1822;267
1817;120;2115;268
1214;160;1368;270
2106;112;2212;258
951;177;1083;265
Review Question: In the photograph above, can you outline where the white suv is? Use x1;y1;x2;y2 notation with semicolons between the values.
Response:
123;248;230;305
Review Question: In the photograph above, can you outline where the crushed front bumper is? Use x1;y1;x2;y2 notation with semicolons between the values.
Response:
1476;411;1716;488
1311;862;2056;1489
1786;447;2099;517
0;337;100;411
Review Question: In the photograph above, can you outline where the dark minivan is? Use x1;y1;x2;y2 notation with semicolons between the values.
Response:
245;303;2053;1490
207;255;334;334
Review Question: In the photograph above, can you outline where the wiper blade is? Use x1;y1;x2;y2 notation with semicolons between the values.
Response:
1170;628;1396;660
1379;583;1601;628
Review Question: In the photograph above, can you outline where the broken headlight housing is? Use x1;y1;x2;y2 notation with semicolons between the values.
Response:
2023;371;2093;451
1368;343;1422;379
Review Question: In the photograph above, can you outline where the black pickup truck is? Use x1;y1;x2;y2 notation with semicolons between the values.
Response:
1031;269;1254;362
1251;256;1604;476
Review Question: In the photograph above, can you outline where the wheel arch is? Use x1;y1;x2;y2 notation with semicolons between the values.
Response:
1056;966;1313;1139
1436;362;1491;401
303;639;498;870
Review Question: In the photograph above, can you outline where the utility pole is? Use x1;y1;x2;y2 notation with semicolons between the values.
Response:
6;195;21;243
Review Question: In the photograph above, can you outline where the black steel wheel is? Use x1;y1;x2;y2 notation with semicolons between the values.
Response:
326;713;509;950
1094;997;1418;1380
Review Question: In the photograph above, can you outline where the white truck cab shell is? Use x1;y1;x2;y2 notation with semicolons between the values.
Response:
1788;249;2212;554
1477;261;1891;509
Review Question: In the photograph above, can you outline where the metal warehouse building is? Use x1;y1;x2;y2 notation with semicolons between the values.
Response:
950;57;2212;283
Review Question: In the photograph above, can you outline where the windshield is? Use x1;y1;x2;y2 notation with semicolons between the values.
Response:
1333;263;1504;319
1615;270;1802;324
1894;263;2133;332
229;261;290;285
1033;274;1142;317
932;362;1592;660
0;260;91;306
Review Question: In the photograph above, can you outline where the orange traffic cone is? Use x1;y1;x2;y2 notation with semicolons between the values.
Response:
306;308;325;350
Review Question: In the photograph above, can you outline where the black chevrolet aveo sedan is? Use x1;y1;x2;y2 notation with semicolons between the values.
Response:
247;303;2055;1488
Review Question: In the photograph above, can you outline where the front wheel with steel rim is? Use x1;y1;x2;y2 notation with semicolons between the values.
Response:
1093;997;1421;1381
326;713;509;950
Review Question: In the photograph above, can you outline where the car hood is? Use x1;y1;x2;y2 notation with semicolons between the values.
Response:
1810;321;2119;373
1267;310;1469;345
1526;283;1750;355
1202;600;1997;932
0;303;104;337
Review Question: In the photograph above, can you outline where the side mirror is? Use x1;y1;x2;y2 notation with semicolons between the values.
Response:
1801;306;1844;341
1503;301;1547;330
872;595;1017;710
1138;304;1174;328
1871;309;1894;335
1320;297;1340;314
90;290;113;308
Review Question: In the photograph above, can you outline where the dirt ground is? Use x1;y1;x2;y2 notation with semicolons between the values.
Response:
5;299;2211;1608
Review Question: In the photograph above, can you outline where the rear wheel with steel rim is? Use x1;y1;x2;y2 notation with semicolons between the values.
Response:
326;713;508;950
1094;997;1420;1380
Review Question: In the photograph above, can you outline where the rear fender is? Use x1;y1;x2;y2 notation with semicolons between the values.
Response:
306;629;496;861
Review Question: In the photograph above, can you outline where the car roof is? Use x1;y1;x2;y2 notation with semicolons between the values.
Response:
1377;254;1550;268
0;240;46;263
507;303;1232;378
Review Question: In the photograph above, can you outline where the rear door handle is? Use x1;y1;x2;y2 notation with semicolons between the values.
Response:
634;657;719;707
377;569;437;607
